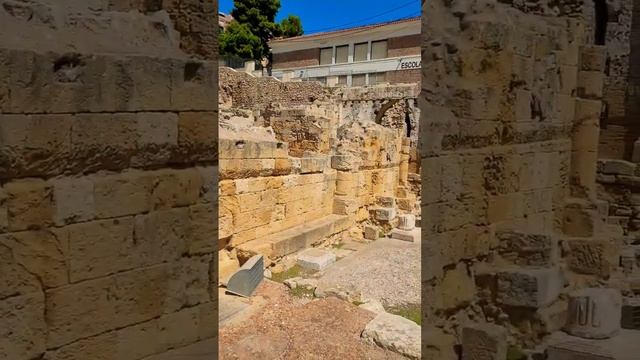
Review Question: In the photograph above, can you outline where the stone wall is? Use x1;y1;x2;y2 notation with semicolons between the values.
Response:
219;67;328;111
217;103;414;280
421;0;610;355
0;1;218;359
599;0;634;159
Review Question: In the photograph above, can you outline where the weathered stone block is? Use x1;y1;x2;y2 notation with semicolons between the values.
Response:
52;176;95;225
565;288;621;339
135;112;178;147
46;264;171;348
374;207;396;221
300;157;327;174
461;323;507;360
5;179;54;231
621;297;640;330
496;231;557;266
0;114;72;178
93;171;154;218
580;46;607;72
296;248;336;271
177;111;217;156
376;196;396;208
600;159;636;176
563;202;603;238
331;154;359;170
390;228;420;242
439;262;475;309
547;341;615;360
333;197;358;216
0;292;46;360
496;267;564;308
364;225;379;240
188;204;216;255
566;238;617;277
577;71;604;99
1;230;68;289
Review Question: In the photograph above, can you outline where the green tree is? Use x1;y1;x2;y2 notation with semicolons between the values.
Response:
279;15;303;38
219;0;303;72
219;21;262;60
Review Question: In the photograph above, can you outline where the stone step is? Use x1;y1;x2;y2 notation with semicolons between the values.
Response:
238;214;352;259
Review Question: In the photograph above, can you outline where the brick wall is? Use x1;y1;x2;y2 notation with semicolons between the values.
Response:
387;69;421;84
0;2;218;359
388;34;421;57
272;48;320;69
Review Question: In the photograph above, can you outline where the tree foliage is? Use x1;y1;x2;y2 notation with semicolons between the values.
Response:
279;15;303;38
219;0;303;62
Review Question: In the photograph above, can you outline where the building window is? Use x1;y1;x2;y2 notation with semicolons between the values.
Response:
337;75;348;86
354;42;368;62
370;72;387;85
335;45;349;64
320;47;333;65
371;40;388;60
352;74;366;86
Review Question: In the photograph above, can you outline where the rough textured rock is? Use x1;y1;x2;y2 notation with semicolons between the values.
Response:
362;312;421;359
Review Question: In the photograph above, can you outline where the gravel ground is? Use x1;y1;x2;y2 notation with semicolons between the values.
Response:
218;281;408;360
315;238;420;307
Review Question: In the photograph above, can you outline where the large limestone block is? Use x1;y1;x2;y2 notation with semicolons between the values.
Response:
565;288;621;339
0;292;46;360
565;238;617;277
362;312;421;359
4;179;54;231
296;248;336;271
496;267;564;308
496;231;557;266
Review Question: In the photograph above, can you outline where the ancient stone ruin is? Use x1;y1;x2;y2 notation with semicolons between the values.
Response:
421;0;640;358
0;1;218;359
217;66;423;358
218;67;421;280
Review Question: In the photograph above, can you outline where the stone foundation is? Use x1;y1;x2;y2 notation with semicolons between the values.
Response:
0;1;218;359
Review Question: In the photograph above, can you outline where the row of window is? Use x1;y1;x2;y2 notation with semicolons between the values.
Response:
309;72;387;86
319;40;388;66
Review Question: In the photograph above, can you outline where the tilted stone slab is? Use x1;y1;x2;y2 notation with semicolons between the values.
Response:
226;255;264;298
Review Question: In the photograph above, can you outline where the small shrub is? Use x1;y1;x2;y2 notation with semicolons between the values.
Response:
271;265;302;283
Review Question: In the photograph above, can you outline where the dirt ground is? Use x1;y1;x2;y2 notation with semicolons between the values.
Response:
218;281;409;360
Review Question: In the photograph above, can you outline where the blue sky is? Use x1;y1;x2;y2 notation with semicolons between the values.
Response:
219;0;420;35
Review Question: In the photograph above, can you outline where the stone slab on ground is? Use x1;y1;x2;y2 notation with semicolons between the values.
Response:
362;312;421;359
315;238;420;307
219;288;251;327
545;329;640;360
390;228;420;242
296;248;336;271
